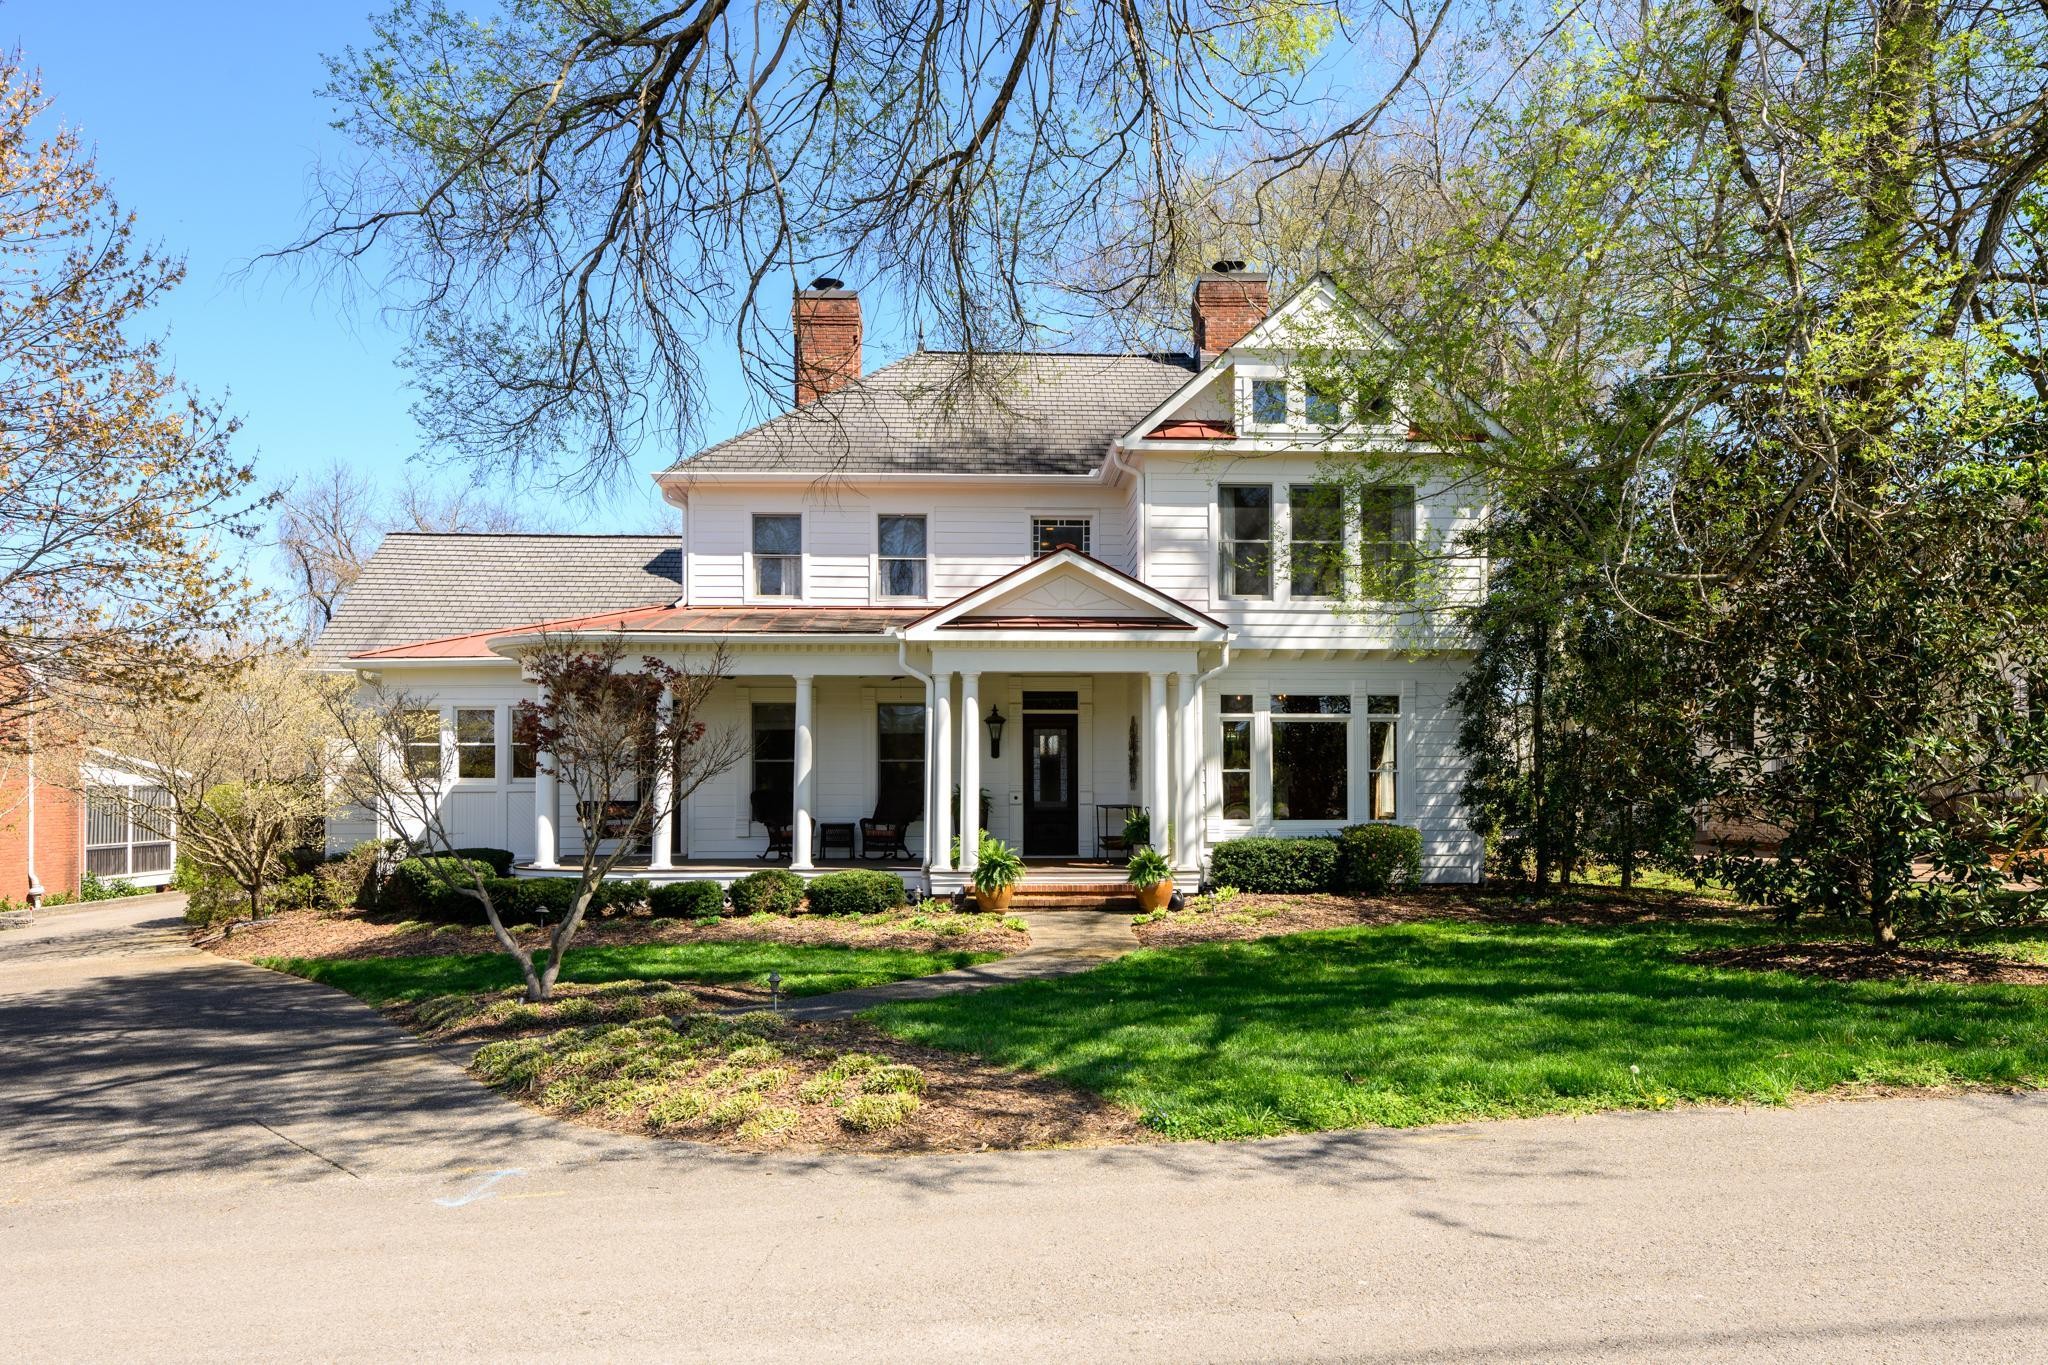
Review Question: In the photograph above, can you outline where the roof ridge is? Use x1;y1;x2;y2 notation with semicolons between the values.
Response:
382;531;676;540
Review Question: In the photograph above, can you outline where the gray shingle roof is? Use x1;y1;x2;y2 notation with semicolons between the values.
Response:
312;533;683;661
669;351;1197;476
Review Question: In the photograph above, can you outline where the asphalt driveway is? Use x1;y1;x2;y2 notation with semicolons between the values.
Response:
7;899;2048;1362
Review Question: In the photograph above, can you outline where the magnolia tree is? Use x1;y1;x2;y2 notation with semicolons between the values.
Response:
330;638;740;1001
114;655;347;924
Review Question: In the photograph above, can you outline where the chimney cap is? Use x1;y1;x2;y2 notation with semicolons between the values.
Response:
808;275;846;291
1209;259;1248;274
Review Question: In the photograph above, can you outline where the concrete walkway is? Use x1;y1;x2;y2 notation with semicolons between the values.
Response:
773;908;1139;1019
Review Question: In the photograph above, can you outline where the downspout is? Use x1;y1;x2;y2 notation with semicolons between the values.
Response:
24;697;43;907
1106;440;1146;575
896;637;936;896
1185;643;1232;883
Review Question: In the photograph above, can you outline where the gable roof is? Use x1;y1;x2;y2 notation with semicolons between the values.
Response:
312;533;683;661
666;350;1195;478
904;550;1226;640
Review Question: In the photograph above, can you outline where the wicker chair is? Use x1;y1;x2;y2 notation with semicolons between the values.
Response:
859;787;919;862
751;788;793;861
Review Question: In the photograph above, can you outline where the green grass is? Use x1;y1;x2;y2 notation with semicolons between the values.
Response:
259;941;1001;1005
868;918;2048;1140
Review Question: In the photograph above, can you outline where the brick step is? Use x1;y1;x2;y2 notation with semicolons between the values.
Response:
1008;896;1139;912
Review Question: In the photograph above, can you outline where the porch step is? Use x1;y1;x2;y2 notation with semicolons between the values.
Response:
1007;891;1139;912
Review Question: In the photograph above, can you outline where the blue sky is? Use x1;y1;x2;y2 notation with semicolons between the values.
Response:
5;1;772;574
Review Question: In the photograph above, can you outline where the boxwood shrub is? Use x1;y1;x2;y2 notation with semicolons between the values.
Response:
1334;824;1423;894
727;868;806;916
649;880;725;918
486;875;578;921
1206;837;1339;894
803;869;907;916
447;846;517;877
387;856;496;916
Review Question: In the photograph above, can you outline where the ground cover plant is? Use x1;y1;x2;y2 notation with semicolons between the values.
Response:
870;915;2048;1140
259;941;1000;1004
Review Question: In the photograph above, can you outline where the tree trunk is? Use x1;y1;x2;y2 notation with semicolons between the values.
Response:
1619;804;1637;890
1531;624;1551;888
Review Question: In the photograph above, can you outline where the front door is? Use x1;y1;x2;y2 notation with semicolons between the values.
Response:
1022;715;1079;857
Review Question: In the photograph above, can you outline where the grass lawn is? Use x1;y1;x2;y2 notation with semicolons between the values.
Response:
868;918;2048;1139
260;941;1001;1005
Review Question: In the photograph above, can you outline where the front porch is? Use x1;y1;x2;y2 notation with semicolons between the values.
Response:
515;856;1138;894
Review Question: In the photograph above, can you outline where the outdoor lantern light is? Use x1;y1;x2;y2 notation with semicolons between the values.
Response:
769;971;782;1012
985;704;1007;758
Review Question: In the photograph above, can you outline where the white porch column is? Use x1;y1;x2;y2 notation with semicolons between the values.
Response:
791;672;815;871
931;670;955;871
958;672;981;872
1146;670;1171;844
533;685;557;867
1176;669;1203;871
648;691;675;871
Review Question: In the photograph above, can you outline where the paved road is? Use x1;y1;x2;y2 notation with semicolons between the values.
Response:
7;900;2048;1362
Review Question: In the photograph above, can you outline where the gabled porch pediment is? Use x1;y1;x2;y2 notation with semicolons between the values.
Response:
903;550;1227;642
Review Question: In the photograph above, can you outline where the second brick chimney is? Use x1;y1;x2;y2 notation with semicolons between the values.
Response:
1191;261;1271;363
793;277;861;405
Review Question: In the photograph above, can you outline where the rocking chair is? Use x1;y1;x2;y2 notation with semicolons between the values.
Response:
751;788;793;861
859;787;919;862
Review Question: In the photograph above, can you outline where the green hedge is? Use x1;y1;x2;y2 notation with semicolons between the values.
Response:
804;869;907;916
446;846;516;876
1207;837;1339;893
485;876;577;921
649;881;725;918
1334;824;1423;894
728;868;806;915
387;857;496;916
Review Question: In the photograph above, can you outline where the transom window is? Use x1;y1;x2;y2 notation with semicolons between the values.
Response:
1219;694;1253;822
84;785;173;877
1250;378;1289;425
1366;693;1400;820
1271;694;1349;821
455;708;496;779
878;515;927;598
1289;484;1344;599
753;514;802;597
1032;516;1091;557
1361;485;1418;600
1219;485;1273;598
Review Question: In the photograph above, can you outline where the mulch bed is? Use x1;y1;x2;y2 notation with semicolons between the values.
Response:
207;906;1029;963
1132;883;1732;947
1689;941;2048;986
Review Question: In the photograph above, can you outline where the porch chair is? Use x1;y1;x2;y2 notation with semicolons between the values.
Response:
751;788;793;861
860;786;919;862
1096;804;1136;860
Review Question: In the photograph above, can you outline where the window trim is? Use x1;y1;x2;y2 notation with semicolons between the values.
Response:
1029;513;1093;558
1246;376;1292;431
1365;693;1401;822
1217;694;1254;825
749;512;805;601
875;513;930;601
1218;483;1275;600
453;707;498;782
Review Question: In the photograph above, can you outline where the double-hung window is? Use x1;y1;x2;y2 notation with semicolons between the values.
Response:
1270;694;1349;821
751;702;795;825
1219;694;1253;821
1361;485;1418;599
753;514;802;597
1032;516;1091;557
1366;693;1400;820
877;515;927;598
877;703;926;819
1289;484;1344;599
1219;485;1273;598
401;708;443;781
455;708;496;779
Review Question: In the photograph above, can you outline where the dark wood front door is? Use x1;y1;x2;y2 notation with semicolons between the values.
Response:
1022;715;1079;857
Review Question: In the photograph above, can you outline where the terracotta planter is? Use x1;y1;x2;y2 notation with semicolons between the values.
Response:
974;884;1016;913
1132;881;1174;912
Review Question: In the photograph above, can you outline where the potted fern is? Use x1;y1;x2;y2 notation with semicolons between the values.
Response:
1127;844;1175;912
971;832;1026;913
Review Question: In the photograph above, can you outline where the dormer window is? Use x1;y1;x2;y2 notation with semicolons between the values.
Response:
752;514;802;597
1251;378;1289;426
1306;383;1344;425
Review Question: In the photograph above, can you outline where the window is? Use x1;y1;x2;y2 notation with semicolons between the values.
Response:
1367;693;1400;820
1271;694;1349;821
753;514;802;597
1359;386;1393;420
1251;378;1289;426
751;702;795;824
455;708;496;779
1361;485;1417;599
84;785;173;877
511;722;537;780
878;515;927;597
1032;516;1091;557
1219;694;1253;821
1306;383;1344;425
1289;484;1344;599
401;708;443;780
1219;485;1273;598
877;703;926;820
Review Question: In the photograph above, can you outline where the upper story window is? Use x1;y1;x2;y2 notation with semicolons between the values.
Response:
1219;485;1272;598
1032;516;1091;557
1289;484;1344;599
752;514;802;597
878;515;927;598
454;708;496;779
1250;378;1289;426
1361;486;1418;599
1305;383;1344;425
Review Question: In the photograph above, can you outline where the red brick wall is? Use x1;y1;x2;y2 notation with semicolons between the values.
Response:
1192;273;1271;358
0;747;82;904
793;290;863;405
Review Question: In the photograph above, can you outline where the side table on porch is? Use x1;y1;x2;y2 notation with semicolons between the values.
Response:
817;821;857;862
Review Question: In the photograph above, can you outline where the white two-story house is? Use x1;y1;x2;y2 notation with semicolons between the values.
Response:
315;267;1487;891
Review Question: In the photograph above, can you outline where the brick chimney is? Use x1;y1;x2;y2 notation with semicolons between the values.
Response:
793;277;861;405
1191;261;1270;363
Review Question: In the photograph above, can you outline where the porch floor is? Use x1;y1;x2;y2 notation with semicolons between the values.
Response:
515;857;1135;887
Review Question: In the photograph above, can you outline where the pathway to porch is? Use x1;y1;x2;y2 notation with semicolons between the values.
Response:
767;909;1139;1021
